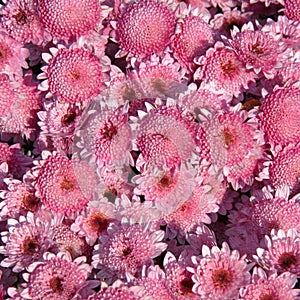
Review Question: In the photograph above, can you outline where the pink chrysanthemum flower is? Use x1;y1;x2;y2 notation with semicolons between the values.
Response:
226;187;300;257
115;0;176;58
259;87;300;147
0;212;53;273
133;163;196;215
37;101;82;155
263;144;300;196
171;15;215;72
0;0;47;44
21;252;94;300
197;107;264;190
71;198;118;246
255;229;300;276
0;178;40;220
0;31;29;78
74;104;132;169
284;0;300;22
189;242;252;300
37;0;102;42
133;104;197;170
92;219;167;280
133;265;175;300
0;74;42;139
228;23;284;78
88;280;144;300
30;151;92;217
164;251;200;299
194;42;257;99
39;45;107;104
240;267;300;299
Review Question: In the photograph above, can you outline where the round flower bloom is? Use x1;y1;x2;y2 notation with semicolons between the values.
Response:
134;104;197;170
73;104;132;169
189;242;252;300
0;178;40;220
92;220;167;279
171;15;215;71
267;144;300;196
39;46;105;103
31;151;92;217
37;0;102;42
259;87;300;147
116;0;176;58
255;229;300;276
0;213;53;273
197;108;264;190
0;0;47;44
240;267;299;300
284;0;300;22
21;252;92;300
0;31;29;78
228;24;284;78
194;42;257;99
0;74;42;139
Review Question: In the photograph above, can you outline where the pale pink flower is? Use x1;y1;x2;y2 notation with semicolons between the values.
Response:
189;242;252;300
30;151;92;217
37;0;103;42
92;219;167;280
259;87;300;147
240;267;299;299
39;45;106;103
0;212;53;273
194;42;257;98
0;0;47;44
21;252;93;300
115;0;176;58
255;229;300;276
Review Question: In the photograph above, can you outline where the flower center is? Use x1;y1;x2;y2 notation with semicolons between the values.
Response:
22;237;40;255
69;71;80;80
100;119;118;140
88;212;110;233
251;43;264;55
259;294;275;300
49;277;64;293
179;275;194;294
21;193;40;212
13;9;28;25
221;60;237;76
60;176;75;191
121;85;137;101
122;246;132;257
158;173;173;189
211;268;232;287
278;252;298;269
61;111;76;126
222;129;236;148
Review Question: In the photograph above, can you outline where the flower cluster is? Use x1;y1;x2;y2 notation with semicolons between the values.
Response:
1;0;300;299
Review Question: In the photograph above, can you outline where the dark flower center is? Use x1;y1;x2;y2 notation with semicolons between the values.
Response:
122;246;132;257
22;237;40;255
251;43;264;55
222;129;235;148
158;174;173;189
121;85;137;100
259;294;275;300
242;98;261;111
69;71;80;80
101;119;118;140
61;111;76;125
88;212;110;233
49;277;64;293
60;176;75;191
179;275;194;294
13;9;28;25
21;193;40;212
221;60;237;76
278;252;298;269
211;268;232;287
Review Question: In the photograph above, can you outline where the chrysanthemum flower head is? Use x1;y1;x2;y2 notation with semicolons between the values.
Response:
0;0;48;44
255;228;300;276
92;219;167;280
189;242;252;300
37;0;103;43
284;0;300;22
30;151;93;217
39;44;109;104
194;42;257;99
21;251;93;300
115;0;176;58
0;212;53;273
259;87;300;147
240;267;299;300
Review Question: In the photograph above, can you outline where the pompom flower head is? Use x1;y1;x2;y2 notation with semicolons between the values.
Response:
115;0;176;58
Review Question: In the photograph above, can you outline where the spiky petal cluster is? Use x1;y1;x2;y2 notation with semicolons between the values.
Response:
116;0;176;57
